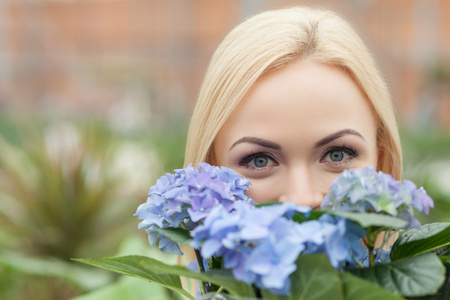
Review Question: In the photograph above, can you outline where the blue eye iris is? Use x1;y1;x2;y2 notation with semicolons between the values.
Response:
239;152;277;170
254;156;269;167
329;150;344;162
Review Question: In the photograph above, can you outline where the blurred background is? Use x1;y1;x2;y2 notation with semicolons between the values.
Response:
0;0;449;299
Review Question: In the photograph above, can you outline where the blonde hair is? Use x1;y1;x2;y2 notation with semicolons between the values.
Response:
184;7;402;179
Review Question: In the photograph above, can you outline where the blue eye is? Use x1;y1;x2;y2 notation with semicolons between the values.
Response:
329;150;346;162
239;153;277;169
254;156;269;167
322;146;359;164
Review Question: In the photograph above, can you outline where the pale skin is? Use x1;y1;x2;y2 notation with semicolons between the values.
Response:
213;60;380;207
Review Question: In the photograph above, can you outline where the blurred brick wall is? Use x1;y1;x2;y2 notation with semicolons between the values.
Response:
1;0;449;129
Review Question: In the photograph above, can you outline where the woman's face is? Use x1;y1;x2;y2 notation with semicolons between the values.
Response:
213;60;379;208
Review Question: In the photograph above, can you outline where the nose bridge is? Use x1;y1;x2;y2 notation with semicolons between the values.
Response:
279;164;323;208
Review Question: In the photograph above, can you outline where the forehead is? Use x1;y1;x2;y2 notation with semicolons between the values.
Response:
215;60;377;146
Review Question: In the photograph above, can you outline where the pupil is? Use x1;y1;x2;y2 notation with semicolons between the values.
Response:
254;156;268;167
330;151;344;162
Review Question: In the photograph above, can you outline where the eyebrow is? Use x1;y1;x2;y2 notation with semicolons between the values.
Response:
314;129;366;148
230;137;282;151
229;129;365;151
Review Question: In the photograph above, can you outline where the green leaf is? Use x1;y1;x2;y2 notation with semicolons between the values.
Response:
74;256;193;299
406;256;450;300
0;250;112;292
289;254;344;300
72;275;183;300
259;290;289;300
329;211;408;228
391;223;450;261
254;202;326;224
156;227;193;246
74;255;256;298
347;252;445;297
292;210;326;223
441;256;450;264
202;269;256;298
255;201;281;207
340;272;405;300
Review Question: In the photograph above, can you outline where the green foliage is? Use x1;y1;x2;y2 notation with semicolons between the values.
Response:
75;256;192;299
146;119;188;172
78;252;444;300
73;275;182;300
73;235;184;300
156;227;193;247
331;211;408;228
0;250;112;291
75;255;257;299
401;127;450;224
391;223;450;261
348;253;445;297
286;255;343;300
0;115;179;299
0;271;80;300
340;273;404;300
0;120;138;259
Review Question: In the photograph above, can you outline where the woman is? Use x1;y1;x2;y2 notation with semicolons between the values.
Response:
183;6;402;207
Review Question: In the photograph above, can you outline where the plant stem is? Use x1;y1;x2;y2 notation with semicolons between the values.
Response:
368;245;375;267
352;257;365;268
366;227;375;267
211;286;225;300
194;249;211;294
253;285;262;299
180;222;188;230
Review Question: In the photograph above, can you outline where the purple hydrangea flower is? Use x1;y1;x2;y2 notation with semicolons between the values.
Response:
321;166;434;228
135;163;253;255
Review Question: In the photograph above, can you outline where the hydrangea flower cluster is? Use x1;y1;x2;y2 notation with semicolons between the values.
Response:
321;166;434;228
190;201;367;295
135;163;253;255
305;214;367;269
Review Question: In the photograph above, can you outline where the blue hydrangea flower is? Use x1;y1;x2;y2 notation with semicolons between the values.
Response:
321;166;434;228
135;163;253;255
191;201;368;295
191;202;367;295
191;201;312;295
308;214;367;269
